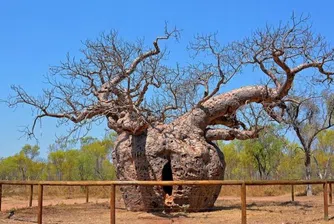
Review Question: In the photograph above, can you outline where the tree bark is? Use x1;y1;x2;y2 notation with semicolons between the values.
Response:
305;150;312;196
112;121;225;211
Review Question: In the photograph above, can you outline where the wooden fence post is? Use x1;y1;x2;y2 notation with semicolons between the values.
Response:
38;185;43;224
291;185;294;202
29;185;33;207
0;184;2;212
241;182;247;224
323;182;329;221
86;186;89;203
110;184;116;224
329;183;332;205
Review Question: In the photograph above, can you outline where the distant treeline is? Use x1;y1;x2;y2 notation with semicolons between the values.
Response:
1;127;333;181
0;134;116;181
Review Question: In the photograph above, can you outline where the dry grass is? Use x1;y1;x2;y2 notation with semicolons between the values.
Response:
2;183;325;200
219;184;325;197
1;185;120;199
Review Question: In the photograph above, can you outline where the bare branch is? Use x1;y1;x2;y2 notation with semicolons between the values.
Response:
205;127;262;141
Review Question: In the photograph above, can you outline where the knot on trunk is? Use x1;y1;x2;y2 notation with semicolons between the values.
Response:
109;111;149;135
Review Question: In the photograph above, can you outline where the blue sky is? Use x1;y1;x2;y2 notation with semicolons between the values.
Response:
1;0;334;158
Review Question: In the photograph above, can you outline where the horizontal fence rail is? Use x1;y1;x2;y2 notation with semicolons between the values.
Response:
1;179;333;186
0;179;334;224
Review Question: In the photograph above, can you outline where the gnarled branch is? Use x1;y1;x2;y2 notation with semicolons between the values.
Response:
205;128;261;141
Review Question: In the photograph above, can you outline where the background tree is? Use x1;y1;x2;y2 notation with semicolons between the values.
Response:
47;135;115;181
48;150;66;181
0;145;42;180
277;142;304;180
220;125;293;180
80;136;114;180
313;130;334;179
4;15;334;211
243;125;286;180
268;93;334;195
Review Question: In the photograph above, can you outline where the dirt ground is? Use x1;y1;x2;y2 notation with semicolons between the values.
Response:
1;194;334;224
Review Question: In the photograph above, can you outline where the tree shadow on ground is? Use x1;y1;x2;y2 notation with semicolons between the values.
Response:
140;199;317;218
210;200;314;213
151;212;189;219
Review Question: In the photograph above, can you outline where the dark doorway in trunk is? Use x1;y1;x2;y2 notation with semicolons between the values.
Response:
162;160;173;195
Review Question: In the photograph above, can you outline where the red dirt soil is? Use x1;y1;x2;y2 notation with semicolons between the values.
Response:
1;194;334;223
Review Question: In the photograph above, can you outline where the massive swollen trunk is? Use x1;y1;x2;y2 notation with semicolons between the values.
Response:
111;86;277;211
112;119;225;211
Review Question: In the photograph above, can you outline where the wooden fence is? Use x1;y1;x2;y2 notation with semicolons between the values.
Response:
0;180;333;224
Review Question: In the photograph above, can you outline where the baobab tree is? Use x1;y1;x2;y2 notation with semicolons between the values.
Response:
6;15;334;211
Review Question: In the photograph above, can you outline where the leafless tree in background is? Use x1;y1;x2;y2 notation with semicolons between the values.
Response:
268;92;334;195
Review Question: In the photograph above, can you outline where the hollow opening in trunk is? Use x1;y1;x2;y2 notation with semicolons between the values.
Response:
162;160;173;195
